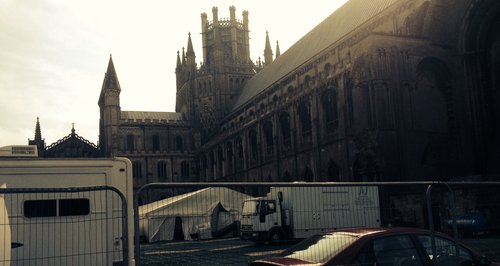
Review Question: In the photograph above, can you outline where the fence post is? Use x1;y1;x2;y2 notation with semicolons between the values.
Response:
426;182;459;265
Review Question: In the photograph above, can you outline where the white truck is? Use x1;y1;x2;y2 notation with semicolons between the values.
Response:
240;186;381;243
0;146;135;266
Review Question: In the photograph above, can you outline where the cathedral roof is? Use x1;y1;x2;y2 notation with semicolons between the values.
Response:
232;0;400;110
121;111;187;124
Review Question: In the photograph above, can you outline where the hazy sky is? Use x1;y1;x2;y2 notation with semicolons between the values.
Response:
0;0;348;147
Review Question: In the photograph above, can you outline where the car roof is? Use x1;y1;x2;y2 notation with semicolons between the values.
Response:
324;227;442;238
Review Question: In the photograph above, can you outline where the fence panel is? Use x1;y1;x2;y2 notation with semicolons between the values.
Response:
0;186;129;266
135;182;500;265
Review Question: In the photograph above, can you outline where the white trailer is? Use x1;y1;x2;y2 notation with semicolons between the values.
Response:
0;155;135;266
240;186;381;243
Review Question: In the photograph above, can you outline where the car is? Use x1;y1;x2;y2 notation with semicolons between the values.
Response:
249;227;499;266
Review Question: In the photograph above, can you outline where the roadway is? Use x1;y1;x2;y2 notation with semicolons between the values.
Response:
139;236;500;265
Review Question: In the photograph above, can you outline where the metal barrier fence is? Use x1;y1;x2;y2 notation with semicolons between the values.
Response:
135;182;500;265
0;186;129;266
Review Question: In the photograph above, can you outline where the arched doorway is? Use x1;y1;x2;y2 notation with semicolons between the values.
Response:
303;166;314;182
282;171;292;182
414;57;456;180
461;0;500;176
327;160;340;182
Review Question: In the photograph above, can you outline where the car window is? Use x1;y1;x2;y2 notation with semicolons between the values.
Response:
282;233;357;264
416;235;474;266
369;235;423;266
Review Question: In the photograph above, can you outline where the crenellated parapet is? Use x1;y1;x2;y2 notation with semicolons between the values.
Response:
205;19;245;30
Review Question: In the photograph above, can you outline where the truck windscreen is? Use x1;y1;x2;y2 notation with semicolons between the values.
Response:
242;200;259;215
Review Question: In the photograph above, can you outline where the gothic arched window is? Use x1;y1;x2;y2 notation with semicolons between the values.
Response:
298;99;312;138
263;120;273;155
249;128;258;161
279;112;291;148
126;135;134;151
152;135;160;151
175;136;183;152
322;90;339;132
226;142;234;174
158;161;168;180
132;161;142;178
327;160;340;182
180;161;190;177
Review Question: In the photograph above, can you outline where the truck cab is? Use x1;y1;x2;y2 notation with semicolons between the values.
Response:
240;197;285;243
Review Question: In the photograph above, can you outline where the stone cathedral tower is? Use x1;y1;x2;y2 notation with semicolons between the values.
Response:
175;6;256;140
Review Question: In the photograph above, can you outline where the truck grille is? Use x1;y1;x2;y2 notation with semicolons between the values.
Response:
241;225;253;231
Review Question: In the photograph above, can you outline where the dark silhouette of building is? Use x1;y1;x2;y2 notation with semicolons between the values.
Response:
29;118;100;158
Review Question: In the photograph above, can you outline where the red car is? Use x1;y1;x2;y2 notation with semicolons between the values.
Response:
249;227;499;266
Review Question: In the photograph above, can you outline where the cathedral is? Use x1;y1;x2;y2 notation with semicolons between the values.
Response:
96;0;500;202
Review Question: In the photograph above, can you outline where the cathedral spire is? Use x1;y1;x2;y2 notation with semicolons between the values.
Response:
176;50;182;70
264;31;273;66
186;32;196;67
275;40;281;58
28;117;45;154
186;33;195;56
182;47;186;66
102;55;121;92
34;117;42;142
98;54;121;108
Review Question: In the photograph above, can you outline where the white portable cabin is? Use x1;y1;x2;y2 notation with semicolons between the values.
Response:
270;186;381;238
0;155;135;266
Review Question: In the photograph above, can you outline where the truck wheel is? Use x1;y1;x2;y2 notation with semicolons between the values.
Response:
269;231;282;244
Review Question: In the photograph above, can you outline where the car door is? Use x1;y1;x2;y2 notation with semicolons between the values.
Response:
353;234;425;266
415;234;476;266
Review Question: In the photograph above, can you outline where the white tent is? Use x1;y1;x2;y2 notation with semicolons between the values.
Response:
139;187;251;242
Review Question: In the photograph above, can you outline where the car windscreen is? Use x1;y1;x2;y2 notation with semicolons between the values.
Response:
281;233;358;264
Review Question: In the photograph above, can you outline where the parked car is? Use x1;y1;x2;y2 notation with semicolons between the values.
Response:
249;227;499;266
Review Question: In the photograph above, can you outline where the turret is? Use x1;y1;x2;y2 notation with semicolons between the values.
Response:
212;7;224;69
242;10;250;62
34;117;43;144
28;117;45;155
182;47;186;66
212;6;219;24
201;12;208;64
175;51;182;91
264;31;273;66
276;40;281;58
230;6;238;62
98;55;121;156
186;33;196;69
229;5;236;21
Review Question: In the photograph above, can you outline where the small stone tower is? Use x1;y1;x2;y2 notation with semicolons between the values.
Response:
98;55;121;156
